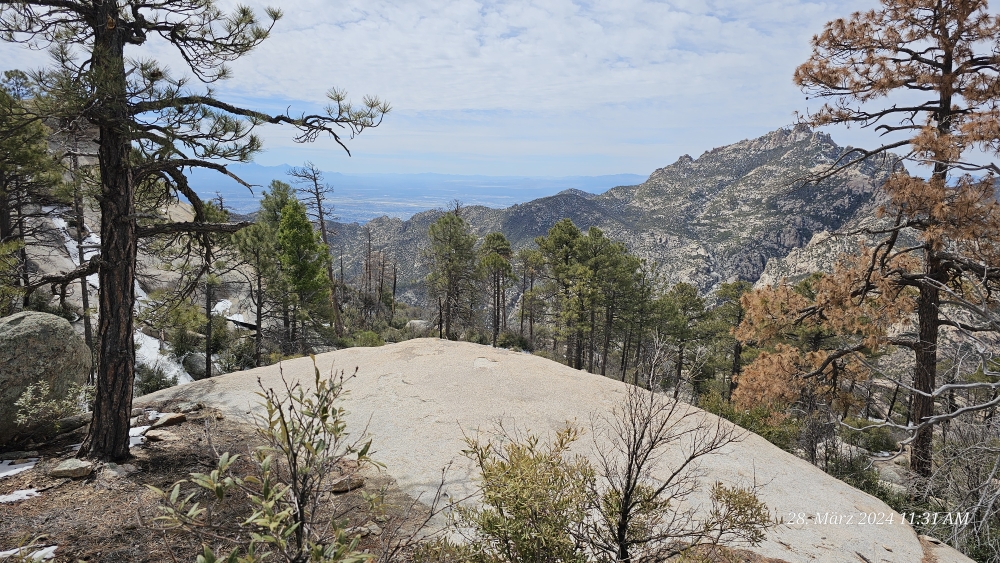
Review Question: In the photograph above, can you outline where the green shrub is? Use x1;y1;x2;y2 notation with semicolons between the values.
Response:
411;539;475;563
14;382;91;442
149;357;373;563
218;333;258;372
824;450;908;508
134;363;177;397
354;330;384;347
458;426;592;563
839;417;897;453
381;327;406;343
496;332;531;351
168;326;202;358
701;391;800;452
207;315;234;355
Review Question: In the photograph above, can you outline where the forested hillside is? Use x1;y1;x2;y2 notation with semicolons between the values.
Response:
331;124;892;301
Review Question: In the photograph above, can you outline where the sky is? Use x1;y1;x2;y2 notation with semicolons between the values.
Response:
0;0;883;177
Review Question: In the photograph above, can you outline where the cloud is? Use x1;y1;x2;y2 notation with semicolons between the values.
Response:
1;0;881;175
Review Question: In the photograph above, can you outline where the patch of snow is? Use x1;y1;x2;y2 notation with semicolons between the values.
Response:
0;459;37;479
49;211;100;291
0;489;39;503
227;313;245;323
213;299;233;315
134;331;194;385
130;435;145;448
135;282;149;311
130;426;150;437
0;545;58;560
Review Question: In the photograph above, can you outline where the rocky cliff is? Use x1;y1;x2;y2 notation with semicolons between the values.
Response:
330;125;891;301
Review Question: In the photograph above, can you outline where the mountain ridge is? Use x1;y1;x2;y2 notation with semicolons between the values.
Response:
328;125;892;300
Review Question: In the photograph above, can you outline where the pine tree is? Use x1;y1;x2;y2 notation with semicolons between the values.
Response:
288;162;342;335
425;210;478;340
0;70;62;305
783;0;1000;476
234;219;277;367
0;2;388;460
480;232;513;347
277;199;331;354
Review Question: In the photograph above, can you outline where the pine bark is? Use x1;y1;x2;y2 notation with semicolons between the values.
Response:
80;22;136;461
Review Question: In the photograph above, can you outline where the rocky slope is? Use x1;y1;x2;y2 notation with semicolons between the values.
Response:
139;338;973;563
329;125;891;300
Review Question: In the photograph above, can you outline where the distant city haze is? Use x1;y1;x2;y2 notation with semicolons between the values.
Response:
190;163;647;223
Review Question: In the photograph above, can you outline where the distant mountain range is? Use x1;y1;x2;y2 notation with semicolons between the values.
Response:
187;164;646;223
325;124;893;301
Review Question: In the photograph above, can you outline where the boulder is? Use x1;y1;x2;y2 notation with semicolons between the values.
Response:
150;413;186;429
144;429;180;442
0;312;91;445
330;475;365;493
49;458;93;479
182;353;207;379
181;353;227;379
405;320;433;333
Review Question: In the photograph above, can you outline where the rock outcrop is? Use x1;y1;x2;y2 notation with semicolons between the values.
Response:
138;338;972;563
182;353;208;380
0;312;91;445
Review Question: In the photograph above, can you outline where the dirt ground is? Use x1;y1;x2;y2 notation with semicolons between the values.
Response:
0;405;423;563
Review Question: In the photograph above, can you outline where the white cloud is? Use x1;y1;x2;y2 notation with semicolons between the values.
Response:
1;0;884;175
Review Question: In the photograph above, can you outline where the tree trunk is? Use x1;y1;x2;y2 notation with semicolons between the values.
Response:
587;307;597;373
80;24;136;461
885;384;900;423
73;179;95;380
390;263;397;323
673;343;684;399
315;191;342;335
255;266;263;367
492;272;498;347
16;204;29;306
204;241;213;380
601;300;614;377
0;171;9;243
728;340;742;400
911;273;940;477
282;303;291;353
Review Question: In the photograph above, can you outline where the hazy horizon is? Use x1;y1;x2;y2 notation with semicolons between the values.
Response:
189;162;647;223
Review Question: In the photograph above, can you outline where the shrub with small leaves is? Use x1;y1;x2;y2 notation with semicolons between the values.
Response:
134;363;177;397
353;331;384;347
149;356;374;563
840;417;897;453
457;425;593;563
14;382;91;441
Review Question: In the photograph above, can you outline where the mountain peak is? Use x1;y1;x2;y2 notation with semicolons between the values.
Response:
556;188;598;200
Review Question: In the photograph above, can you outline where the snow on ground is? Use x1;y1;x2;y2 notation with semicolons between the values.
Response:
135;331;193;385
0;545;58;560
0;489;39;503
129;425;151;447
213;299;232;315
0;459;37;479
49;210;100;291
